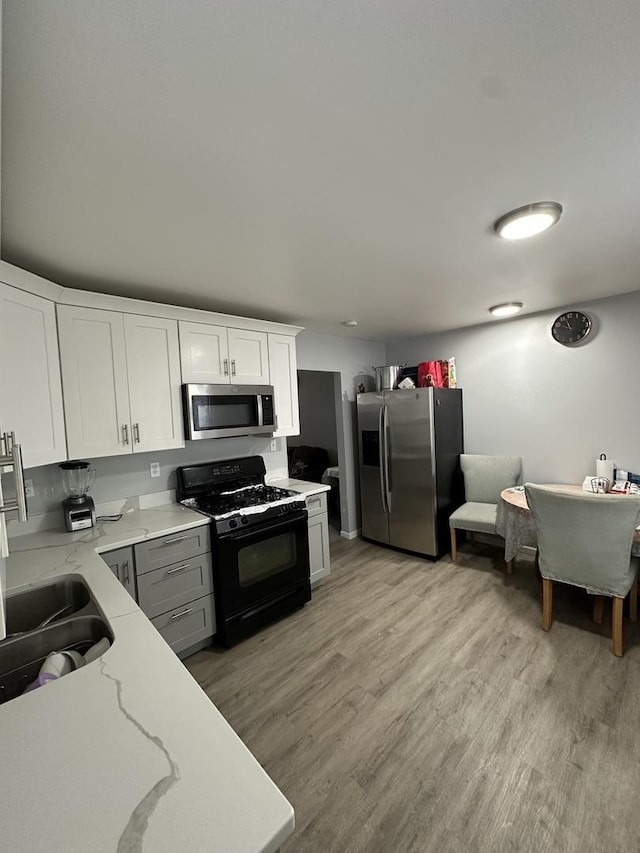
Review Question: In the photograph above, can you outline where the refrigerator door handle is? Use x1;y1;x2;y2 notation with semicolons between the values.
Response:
383;404;392;512
378;406;388;513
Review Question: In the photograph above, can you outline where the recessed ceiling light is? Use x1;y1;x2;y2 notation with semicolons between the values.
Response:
489;302;524;318
494;201;562;240
343;319;358;327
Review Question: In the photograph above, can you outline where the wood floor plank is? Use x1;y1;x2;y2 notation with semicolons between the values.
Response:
184;536;640;852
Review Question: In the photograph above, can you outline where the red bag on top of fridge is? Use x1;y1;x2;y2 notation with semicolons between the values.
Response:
417;361;443;388
417;359;456;388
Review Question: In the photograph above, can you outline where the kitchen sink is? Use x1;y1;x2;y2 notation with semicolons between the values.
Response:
0;616;113;705
4;578;92;636
0;577;113;705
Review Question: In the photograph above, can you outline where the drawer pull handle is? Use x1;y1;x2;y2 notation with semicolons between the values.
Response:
170;607;193;620
166;563;190;575
164;535;188;545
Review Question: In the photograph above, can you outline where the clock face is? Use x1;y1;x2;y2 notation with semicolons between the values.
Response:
551;311;592;346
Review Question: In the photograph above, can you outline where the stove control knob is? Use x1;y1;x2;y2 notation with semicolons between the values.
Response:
229;519;238;529
241;517;249;525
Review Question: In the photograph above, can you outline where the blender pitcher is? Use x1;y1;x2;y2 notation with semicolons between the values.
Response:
59;461;96;531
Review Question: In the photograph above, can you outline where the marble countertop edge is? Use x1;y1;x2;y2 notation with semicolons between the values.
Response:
1;503;294;853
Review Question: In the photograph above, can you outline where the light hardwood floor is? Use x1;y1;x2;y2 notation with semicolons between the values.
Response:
185;535;640;852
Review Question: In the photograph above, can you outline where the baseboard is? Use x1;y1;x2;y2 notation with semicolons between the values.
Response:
340;528;361;540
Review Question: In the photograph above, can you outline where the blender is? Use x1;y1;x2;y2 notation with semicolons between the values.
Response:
59;460;96;531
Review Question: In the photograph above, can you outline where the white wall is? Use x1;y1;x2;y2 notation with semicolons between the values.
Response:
295;331;386;534
288;370;339;466
386;290;640;483
4;436;288;530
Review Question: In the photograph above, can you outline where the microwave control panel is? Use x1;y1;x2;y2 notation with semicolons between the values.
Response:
262;395;275;425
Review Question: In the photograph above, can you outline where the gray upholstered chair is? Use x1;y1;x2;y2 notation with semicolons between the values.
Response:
525;484;640;657
449;454;522;567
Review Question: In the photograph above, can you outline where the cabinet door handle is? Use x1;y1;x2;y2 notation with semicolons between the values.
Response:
170;607;193;621
166;563;190;574
122;560;130;585
223;358;229;376
122;424;129;445
164;534;188;545
133;423;141;444
10;440;28;523
231;359;236;376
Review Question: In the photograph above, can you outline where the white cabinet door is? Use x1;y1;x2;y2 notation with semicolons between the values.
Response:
268;334;300;437
179;321;230;384
0;283;66;468
227;328;270;385
57;306;131;459
308;514;330;587
125;315;184;453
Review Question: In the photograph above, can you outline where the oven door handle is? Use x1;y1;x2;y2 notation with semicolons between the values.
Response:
219;512;307;541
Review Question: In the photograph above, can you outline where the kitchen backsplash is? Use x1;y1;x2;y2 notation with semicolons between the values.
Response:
3;436;288;537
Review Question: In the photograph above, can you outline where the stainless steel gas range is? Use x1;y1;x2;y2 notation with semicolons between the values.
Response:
176;456;311;647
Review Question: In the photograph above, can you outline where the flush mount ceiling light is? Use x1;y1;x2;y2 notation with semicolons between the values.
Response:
489;302;523;318
494;201;562;240
342;319;358;327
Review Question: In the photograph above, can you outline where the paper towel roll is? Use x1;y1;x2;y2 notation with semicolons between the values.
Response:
596;458;615;483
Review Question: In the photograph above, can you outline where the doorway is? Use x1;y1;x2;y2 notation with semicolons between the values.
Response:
287;370;342;532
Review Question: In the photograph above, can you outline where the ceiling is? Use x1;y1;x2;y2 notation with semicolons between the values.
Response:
2;1;640;341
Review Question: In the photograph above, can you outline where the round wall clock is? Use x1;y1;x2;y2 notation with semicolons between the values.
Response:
551;311;592;346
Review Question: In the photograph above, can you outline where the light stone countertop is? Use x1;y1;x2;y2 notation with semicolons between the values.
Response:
267;477;331;497
1;503;294;853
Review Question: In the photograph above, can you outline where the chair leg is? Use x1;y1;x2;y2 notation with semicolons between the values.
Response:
534;549;541;581
542;578;553;631
630;578;638;623
450;528;457;563
593;595;605;625
612;596;624;657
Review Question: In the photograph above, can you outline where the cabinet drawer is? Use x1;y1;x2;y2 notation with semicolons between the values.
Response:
135;526;211;575
151;594;216;657
305;492;327;518
137;553;214;620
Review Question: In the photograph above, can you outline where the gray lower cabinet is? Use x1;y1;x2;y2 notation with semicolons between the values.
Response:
136;553;214;620
102;546;138;601
305;492;330;587
150;595;216;656
134;526;216;658
134;526;211;575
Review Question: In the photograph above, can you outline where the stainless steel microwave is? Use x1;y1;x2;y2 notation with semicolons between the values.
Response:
182;384;277;440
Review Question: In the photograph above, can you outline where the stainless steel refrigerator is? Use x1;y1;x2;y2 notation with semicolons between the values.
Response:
357;387;463;558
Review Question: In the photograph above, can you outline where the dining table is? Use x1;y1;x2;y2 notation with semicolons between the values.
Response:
496;484;640;571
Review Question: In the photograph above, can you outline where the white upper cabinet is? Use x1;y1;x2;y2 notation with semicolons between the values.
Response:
124;314;183;452
58;306;184;459
0;283;67;468
227;328;270;385
268;334;300;437
58;306;131;459
179;322;229;384
179;322;269;386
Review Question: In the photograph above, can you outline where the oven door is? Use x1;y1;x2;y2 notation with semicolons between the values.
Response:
213;511;311;644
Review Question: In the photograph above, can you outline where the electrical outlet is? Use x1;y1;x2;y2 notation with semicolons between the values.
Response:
150;462;160;478
24;479;35;498
270;439;278;452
